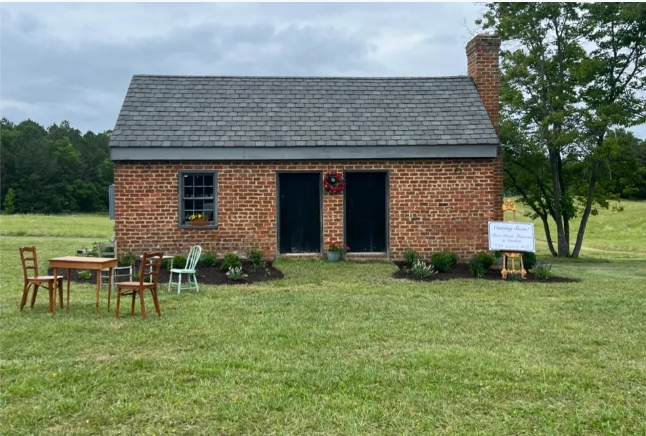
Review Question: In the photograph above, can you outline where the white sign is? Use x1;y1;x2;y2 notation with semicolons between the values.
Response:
488;222;535;252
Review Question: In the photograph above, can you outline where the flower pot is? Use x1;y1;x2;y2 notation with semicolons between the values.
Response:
190;219;209;226
327;251;341;262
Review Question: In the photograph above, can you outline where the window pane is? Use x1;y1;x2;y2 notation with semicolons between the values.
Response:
184;174;194;187
184;186;193;198
194;186;204;198
204;175;214;186
204;186;214;198
195;175;204;186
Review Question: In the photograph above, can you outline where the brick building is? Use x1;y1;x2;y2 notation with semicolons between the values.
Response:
109;34;502;260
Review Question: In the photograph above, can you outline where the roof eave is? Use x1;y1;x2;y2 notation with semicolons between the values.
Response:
110;145;498;161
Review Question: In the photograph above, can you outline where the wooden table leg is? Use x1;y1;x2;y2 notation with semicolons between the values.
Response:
51;267;57;314
107;267;113;311
67;268;71;309
95;269;101;315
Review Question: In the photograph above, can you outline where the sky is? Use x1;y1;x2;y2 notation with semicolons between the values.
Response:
1;2;644;138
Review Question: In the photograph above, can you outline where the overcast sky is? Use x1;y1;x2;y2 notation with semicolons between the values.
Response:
2;2;644;138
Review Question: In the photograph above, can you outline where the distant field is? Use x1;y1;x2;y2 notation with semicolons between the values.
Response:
0;214;113;239
513;199;646;256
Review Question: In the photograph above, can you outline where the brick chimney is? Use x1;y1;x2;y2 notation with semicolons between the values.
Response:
466;34;501;134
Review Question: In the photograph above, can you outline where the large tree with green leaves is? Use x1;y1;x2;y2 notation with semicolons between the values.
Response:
479;2;646;257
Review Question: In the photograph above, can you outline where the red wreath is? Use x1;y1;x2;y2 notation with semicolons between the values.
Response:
323;171;345;194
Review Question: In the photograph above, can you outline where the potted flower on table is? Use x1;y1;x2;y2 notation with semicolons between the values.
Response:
188;213;209;226
327;239;350;262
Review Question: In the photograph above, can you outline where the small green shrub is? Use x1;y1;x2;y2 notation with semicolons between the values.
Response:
409;259;436;279
161;258;172;270
226;266;247;281
507;273;523;282
221;253;242;271
403;248;419;266
472;252;495;270
172;255;187;269
2;188;16;214
201;251;218;267
120;252;136;266
533;261;552;280
77;270;91;280
246;248;263;266
430;252;454;273
469;260;485;278
446;251;459;266
522;252;537;270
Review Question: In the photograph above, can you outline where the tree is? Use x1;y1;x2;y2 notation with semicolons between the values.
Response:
479;2;646;257
0;119;113;214
2;188;16;214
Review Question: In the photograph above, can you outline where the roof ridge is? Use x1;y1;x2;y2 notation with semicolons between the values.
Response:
132;74;471;80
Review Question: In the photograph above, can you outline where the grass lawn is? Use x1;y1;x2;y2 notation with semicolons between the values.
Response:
514;199;646;256
1;215;646;435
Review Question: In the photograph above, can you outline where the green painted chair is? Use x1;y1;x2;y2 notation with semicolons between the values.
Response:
168;245;202;294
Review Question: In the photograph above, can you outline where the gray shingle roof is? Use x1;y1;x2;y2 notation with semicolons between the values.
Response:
110;75;498;152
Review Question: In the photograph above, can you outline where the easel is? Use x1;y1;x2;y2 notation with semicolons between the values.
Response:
500;199;527;279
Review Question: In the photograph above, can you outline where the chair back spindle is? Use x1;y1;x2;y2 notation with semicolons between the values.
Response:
140;252;163;286
186;245;202;271
19;246;38;282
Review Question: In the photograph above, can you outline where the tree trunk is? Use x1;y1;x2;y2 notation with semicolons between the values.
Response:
548;148;569;256
540;214;558;257
572;160;601;258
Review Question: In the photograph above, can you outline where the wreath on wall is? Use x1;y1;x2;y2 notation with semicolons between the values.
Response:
323;171;345;194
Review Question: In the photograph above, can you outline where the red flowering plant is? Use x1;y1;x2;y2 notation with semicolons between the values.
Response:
323;171;345;194
328;239;350;253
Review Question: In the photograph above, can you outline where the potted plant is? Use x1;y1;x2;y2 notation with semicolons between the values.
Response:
327;239;350;262
188;213;209;226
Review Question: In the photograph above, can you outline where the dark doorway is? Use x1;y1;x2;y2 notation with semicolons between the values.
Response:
345;172;388;253
278;173;321;253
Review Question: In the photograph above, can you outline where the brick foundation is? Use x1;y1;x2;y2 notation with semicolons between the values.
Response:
113;159;502;261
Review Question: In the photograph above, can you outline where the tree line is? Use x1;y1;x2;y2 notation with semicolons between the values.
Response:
479;2;646;257
1;118;113;214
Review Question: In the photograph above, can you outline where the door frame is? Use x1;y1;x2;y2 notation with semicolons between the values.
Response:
275;171;324;256
342;169;390;257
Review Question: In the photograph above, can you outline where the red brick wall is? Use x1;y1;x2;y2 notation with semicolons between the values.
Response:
467;33;504;216
113;159;501;261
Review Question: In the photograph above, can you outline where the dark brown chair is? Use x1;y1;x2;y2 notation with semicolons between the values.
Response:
19;246;64;312
115;252;163;320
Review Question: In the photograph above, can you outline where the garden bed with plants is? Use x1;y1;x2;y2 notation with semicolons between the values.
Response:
392;250;579;283
49;249;283;286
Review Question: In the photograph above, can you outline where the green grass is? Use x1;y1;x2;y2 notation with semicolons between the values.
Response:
2;216;646;435
0;214;113;238
513;199;646;255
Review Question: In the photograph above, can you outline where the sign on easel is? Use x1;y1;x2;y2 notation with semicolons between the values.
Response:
488;199;535;279
488;222;535;252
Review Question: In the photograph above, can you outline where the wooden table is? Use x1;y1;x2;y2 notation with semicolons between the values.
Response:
48;257;118;314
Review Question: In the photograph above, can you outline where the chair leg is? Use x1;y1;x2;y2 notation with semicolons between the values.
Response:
31;284;39;308
131;293;136;315
177;273;182;294
168;271;173;293
20;283;30;310
193;274;199;293
116;290;121;318
151;288;161;317
139;290;147;320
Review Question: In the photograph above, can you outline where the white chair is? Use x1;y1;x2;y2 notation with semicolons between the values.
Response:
98;242;132;291
168;245;202;294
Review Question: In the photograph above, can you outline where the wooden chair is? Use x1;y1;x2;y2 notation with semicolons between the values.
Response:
97;241;132;291
115;252;163;320
19;246;65;312
168;245;202;294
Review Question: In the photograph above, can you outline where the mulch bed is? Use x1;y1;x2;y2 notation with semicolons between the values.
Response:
392;261;580;283
49;260;284;286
